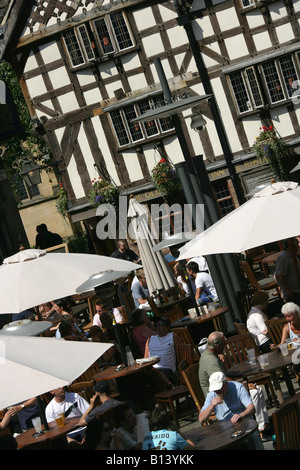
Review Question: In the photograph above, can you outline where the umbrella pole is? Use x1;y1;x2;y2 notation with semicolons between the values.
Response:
114;324;128;368
36;395;49;431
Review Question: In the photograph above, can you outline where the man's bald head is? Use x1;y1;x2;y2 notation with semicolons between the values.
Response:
207;332;225;351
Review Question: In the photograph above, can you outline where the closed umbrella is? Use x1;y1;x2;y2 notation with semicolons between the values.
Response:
0;249;140;313
128;197;176;295
178;181;300;260
0;335;111;410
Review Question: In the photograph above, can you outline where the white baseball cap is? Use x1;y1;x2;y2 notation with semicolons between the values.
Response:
209;372;226;392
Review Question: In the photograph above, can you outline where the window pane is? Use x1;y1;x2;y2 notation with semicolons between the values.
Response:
78;25;95;61
63;30;85;66
123;105;144;142
110;110;129;146
279;55;298;98
245;68;263;107
137;100;159;137
262;61;285;103
230;72;252;113
110;12;133;50
94;18;115;54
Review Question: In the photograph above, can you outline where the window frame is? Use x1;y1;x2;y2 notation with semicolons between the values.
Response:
109;94;175;148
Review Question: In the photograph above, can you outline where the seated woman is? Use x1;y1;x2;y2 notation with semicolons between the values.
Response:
271;302;300;348
142;407;195;450
246;291;276;353
132;310;157;356
174;262;192;297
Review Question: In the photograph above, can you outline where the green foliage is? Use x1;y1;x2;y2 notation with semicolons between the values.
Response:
151;158;183;199
67;232;89;253
253;126;289;181
56;183;68;218
0;61;52;192
89;177;119;208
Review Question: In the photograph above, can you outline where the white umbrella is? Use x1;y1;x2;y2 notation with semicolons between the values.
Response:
0;249;140;313
178;181;300;260
128;198;176;295
153;231;197;252
0;335;111;410
290;162;300;173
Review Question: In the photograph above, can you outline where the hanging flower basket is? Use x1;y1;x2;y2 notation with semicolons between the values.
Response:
89;177;119;209
151;158;183;201
253;126;289;181
56;183;68;218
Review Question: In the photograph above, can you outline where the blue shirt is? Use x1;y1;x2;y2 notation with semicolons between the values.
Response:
131;282;150;309
202;381;253;421
142;429;188;450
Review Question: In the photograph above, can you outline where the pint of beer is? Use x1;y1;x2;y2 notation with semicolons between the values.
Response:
55;413;65;428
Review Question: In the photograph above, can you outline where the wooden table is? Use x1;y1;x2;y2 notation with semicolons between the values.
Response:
171;307;229;333
226;349;296;404
93;358;160;381
261;251;281;276
16;417;80;449
183;417;258;450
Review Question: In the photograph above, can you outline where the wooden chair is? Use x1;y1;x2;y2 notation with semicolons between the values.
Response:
223;333;278;406
175;343;199;383
234;322;248;335
67;381;94;402
237;289;256;324
171;326;199;352
239;260;279;293
73;361;100;383
265;317;287;345
122;290;135;315
272;401;300;450
161;306;186;323
245;247;276;272
182;363;205;414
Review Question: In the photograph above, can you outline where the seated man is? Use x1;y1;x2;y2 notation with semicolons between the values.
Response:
199;331;269;440
199;372;264;450
78;381;122;427
45;387;90;423
111;240;140;262
131;271;150;309
93;302;123;328
187;261;218;305
110;403;142;450
144;317;181;388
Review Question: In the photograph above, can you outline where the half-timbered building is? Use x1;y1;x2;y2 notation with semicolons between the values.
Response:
1;0;300;252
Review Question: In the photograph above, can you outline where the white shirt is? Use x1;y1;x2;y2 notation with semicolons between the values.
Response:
45;392;89;423
148;332;176;372
246;307;270;346
177;275;191;295
195;272;218;300
93;308;123;328
188;256;210;273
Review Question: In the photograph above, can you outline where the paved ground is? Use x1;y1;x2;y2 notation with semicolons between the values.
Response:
176;372;300;451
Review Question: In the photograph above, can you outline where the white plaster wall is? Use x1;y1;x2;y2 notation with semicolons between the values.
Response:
127;73;148;90
76;70;96;87
216;7;240;31
202;43;223;69
158;4;177;22
143;145;161;174
77;125;97;183
142;33;165;57
242;117;263;148
192;17;215;40
224;34;249;60
252;31;273;51
105;80;125;99
98;61;118;79
270;106;295;138
163;135;185;165
39;41;61;64
48;66;70;89
275;23;296;43
122;151;144;182
133;7;156;29
121;53;142;72
167;26;188;50
35;99;56;119
91;116;121;186
68;155;86;199
26;75;48;98
150;59;174;82
83;88;103;105
269;3;288;20
23;52;38;73
245;10;265;29
293;0;300;12
57;91;79;113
